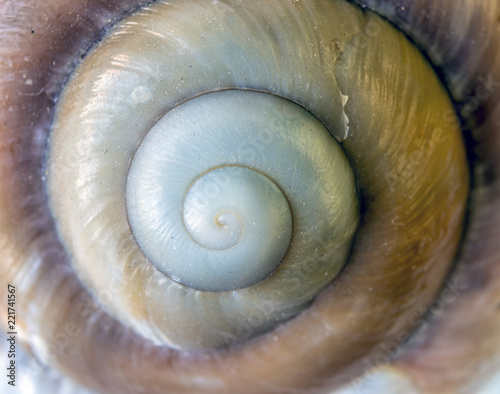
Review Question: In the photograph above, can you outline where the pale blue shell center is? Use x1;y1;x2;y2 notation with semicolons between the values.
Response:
126;89;350;292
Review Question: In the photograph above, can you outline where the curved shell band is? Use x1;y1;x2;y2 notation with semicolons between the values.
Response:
0;0;471;391
46;3;362;349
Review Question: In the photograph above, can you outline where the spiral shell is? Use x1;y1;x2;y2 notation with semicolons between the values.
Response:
48;84;359;348
0;0;499;393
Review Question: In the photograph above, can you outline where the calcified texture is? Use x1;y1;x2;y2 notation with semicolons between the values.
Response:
125;91;356;295
46;0;468;365
0;2;498;394
49;83;359;348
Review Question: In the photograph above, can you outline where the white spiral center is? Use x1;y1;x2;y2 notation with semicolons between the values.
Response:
183;166;291;256
126;89;357;297
126;91;312;292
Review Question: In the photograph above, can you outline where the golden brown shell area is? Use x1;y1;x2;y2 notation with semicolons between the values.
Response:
0;1;497;393
358;0;500;391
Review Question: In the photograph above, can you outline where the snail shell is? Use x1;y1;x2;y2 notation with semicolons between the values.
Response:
0;0;499;393
46;0;468;361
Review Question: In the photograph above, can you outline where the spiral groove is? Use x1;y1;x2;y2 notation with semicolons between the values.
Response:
125;89;358;294
44;0;466;361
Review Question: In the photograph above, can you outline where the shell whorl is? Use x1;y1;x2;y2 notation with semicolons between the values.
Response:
3;0;495;392
46;0;467;358
126;90;358;294
46;4;363;349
